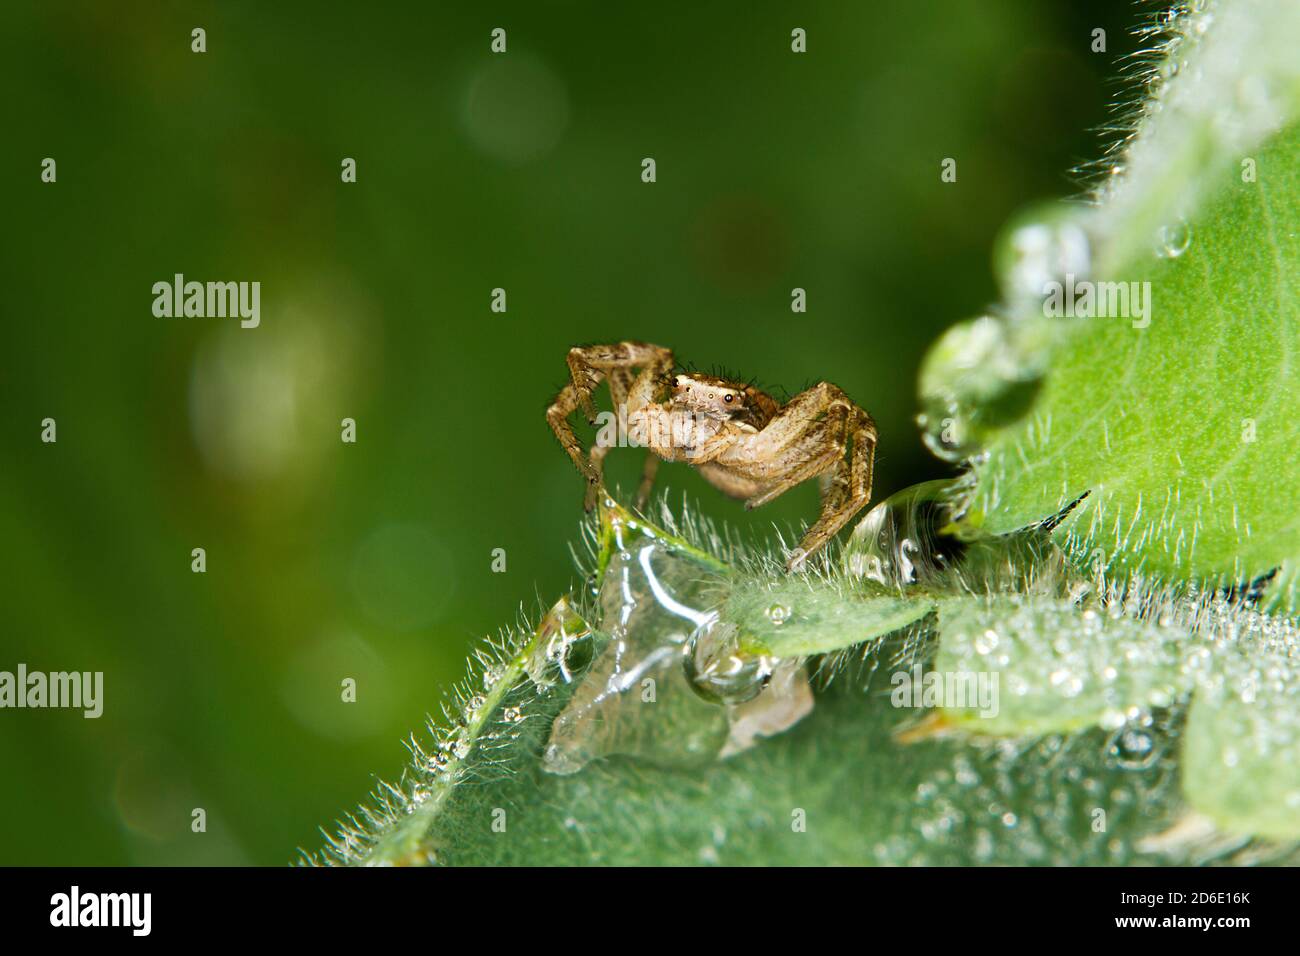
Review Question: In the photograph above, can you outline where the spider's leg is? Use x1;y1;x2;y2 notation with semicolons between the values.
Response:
819;407;876;512
717;381;877;569
727;381;844;461
741;404;848;510
848;408;878;507
547;381;600;488
624;345;675;411
718;381;846;502
634;455;660;512
584;443;614;511
791;407;877;570
606;367;634;410
618;347;674;508
567;342;674;423
580;368;635;511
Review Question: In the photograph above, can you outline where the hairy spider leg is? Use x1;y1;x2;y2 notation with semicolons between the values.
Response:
547;341;675;510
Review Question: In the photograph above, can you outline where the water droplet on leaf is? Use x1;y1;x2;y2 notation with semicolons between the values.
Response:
994;209;1092;304
1156;220;1191;258
917;316;1048;462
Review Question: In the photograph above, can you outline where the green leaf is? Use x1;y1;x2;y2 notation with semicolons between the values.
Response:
932;595;1196;736
963;124;1300;596
312;496;1300;865
720;576;934;659
424;673;1190;866
930;1;1300;610
1181;611;1300;840
341;501;1193;866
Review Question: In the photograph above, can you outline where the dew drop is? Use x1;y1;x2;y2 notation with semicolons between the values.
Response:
542;528;731;775
974;629;1000;655
685;619;773;705
1156;220;1191;258
526;597;594;690
995;214;1092;304
1106;726;1159;771
765;603;792;626
843;480;965;587
1100;708;1126;730
917;315;1047;462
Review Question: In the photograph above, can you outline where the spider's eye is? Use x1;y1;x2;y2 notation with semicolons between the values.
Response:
723;393;734;403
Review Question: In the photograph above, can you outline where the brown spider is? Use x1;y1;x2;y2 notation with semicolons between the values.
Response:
546;341;878;570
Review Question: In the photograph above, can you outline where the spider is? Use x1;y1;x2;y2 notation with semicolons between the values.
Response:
546;341;877;570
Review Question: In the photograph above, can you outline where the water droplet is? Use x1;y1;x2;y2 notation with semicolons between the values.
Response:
543;503;814;775
1156;220;1191;258
843;480;965;587
974;629;1000;655
765;603;792;626
526;597;594;690
686;620;773;705
1106;726;1159;770
1100;708;1126;730
542;531;731;775
917;315;1047;462
995;210;1092;304
1049;668;1084;698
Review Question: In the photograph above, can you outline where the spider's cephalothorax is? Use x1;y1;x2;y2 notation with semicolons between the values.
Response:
546;341;877;570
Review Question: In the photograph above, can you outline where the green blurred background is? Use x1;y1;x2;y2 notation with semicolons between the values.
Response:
1;1;1142;864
